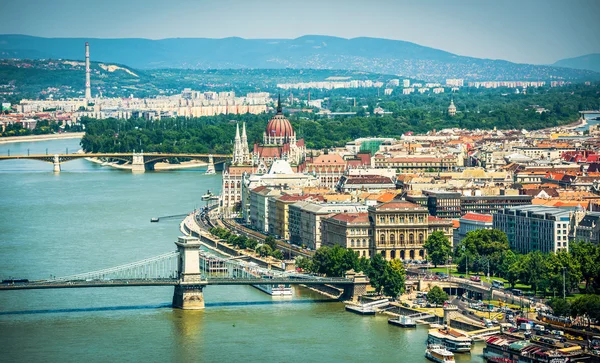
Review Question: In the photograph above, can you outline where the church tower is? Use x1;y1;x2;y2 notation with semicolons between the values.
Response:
233;122;242;164
241;122;251;164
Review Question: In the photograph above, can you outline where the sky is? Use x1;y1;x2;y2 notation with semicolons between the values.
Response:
3;0;599;65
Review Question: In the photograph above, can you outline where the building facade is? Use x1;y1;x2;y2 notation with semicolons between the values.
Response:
288;202;368;250
493;205;572;253
368;201;453;261
321;213;371;258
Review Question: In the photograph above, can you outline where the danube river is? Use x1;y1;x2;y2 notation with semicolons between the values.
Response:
0;138;482;362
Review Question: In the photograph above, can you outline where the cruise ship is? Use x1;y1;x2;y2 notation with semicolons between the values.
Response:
483;335;584;363
427;328;472;353
252;283;293;297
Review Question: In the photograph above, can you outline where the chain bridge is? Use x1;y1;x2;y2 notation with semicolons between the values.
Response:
0;152;231;173
0;236;367;310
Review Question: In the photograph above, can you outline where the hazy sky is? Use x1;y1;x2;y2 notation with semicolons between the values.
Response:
3;0;599;64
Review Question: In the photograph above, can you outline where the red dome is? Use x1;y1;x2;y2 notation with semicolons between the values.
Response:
266;114;294;138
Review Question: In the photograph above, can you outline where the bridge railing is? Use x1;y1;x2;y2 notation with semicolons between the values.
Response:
50;251;179;282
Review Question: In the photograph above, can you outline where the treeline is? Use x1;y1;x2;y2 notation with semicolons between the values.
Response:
209;227;285;259
79;84;597;153
432;229;600;297
0;120;82;137
296;245;406;298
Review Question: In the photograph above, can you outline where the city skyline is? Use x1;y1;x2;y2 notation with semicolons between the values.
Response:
2;0;599;65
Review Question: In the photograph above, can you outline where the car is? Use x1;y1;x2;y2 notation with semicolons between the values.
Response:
459;275;464;279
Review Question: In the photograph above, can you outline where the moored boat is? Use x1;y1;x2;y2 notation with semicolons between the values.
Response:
253;283;293;297
427;328;472;353
425;344;455;363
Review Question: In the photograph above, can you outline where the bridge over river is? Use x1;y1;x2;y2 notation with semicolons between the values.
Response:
0;236;367;310
0;151;231;173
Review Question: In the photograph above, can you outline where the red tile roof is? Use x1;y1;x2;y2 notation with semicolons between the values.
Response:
461;213;493;223
376;201;423;210
328;212;369;224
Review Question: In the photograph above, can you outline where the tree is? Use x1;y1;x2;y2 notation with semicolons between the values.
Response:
570;241;599;292
264;236;278;251
427;286;449;306
547;298;571;317
256;244;272;257
271;249;284;260
424;231;451;267
295;256;313;272
367;253;388;294
381;259;406;298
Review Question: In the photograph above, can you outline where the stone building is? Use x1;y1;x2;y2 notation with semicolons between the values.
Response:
321;213;371;258
368;201;453;261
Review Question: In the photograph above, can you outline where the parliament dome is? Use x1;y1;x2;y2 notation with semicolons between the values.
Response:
266;114;294;138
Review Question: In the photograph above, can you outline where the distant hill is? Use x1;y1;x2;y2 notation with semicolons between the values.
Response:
553;53;600;73
0;34;598;81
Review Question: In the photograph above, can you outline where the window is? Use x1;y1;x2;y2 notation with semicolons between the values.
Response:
419;233;424;243
390;217;395;223
380;234;385;245
400;234;404;244
390;234;395;244
351;239;355;247
380;217;385;224
409;234;414;244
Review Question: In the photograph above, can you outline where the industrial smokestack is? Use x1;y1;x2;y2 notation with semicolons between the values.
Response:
85;42;91;99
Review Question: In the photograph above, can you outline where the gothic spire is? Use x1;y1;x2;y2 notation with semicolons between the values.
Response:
276;93;282;114
235;122;240;140
242;122;247;139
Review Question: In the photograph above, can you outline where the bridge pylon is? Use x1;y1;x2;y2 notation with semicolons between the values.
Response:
132;152;145;173
342;270;370;302
173;236;206;310
205;154;215;175
53;154;61;173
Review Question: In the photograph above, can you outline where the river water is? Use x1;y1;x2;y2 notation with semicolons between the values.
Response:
0;138;482;362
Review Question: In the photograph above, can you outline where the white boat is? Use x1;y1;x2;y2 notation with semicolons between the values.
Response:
253;283;293;297
427;328;472;353
425;345;455;363
201;190;213;201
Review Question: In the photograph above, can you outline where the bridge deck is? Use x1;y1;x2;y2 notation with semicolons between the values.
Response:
0;277;352;290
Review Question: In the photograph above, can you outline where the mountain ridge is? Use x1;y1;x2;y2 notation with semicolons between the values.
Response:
0;34;598;81
553;53;600;73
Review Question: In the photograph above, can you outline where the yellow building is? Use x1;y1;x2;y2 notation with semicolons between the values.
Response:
368;201;453;261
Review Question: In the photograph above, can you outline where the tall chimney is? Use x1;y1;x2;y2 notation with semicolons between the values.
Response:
85;42;91;99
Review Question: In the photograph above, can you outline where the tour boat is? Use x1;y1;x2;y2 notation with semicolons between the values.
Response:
253;283;293;297
425;344;455;363
201;190;213;200
427;328;472;353
388;315;417;328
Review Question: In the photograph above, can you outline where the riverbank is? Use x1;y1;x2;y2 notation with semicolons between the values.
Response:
0;132;85;144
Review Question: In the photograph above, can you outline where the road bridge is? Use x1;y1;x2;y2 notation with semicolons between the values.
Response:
0;152;231;173
0;236;366;310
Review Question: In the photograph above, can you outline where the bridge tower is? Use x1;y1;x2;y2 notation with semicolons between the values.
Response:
205;154;215;175
53;154;61;173
342;270;370;302
173;236;206;309
443;304;459;327
132;152;145;173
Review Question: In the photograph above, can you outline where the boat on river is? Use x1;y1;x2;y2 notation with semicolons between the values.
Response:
201;190;213;201
428;328;472;353
253;283;293;297
425;344;455;363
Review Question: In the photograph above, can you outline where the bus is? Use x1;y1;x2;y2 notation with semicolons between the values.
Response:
512;289;523;296
492;280;505;289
